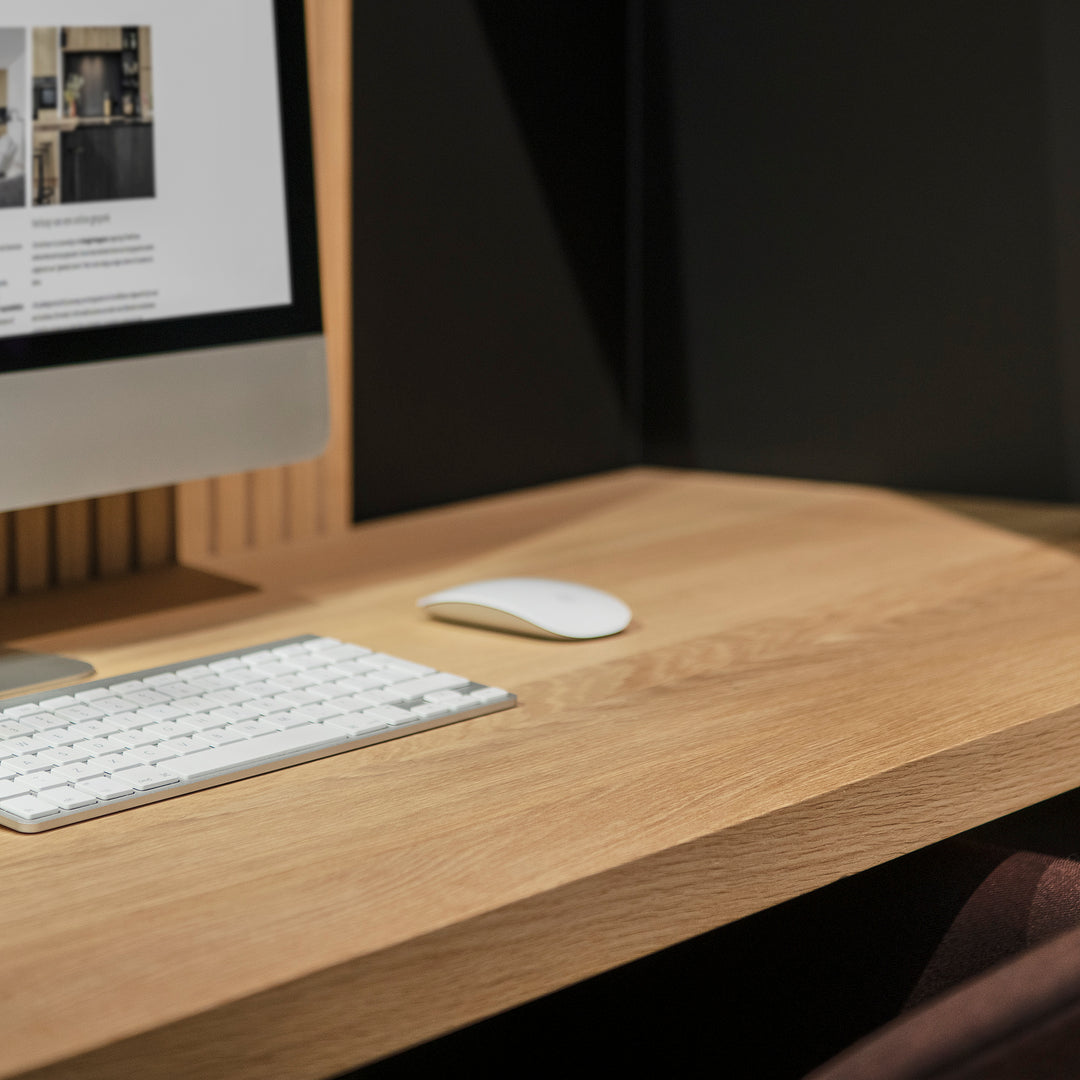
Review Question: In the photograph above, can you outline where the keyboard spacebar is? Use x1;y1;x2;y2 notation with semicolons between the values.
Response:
161;724;347;782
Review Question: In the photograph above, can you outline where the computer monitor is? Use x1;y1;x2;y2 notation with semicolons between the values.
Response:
0;0;328;514
0;0;328;692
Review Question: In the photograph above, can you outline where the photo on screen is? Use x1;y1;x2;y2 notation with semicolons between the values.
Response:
32;26;155;206
0;28;27;210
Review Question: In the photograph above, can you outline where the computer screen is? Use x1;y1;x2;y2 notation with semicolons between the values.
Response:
0;0;328;513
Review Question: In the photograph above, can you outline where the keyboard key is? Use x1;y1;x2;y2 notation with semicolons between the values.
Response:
129;704;187;724
467;687;513;705
324;712;391;736
0;795;59;821
272;643;311;658
7;754;55;774
38;696;76;710
175;665;211;679
38;787;98;811
206;705;263;725
112;728;160;749
72;738;117;757
193;727;245;747
95;753;130;772
158;738;203;756
379;657;437;677
183;713;231;732
110;766;178;791
73;688;111;702
2;704;43;720
54;704;107;724
209;658;246;672
74;777;134;800
0;778;33;800
392;673;471;699
19;715;66;734
159;724;346;782
424;690;466;704
68;719;121;739
143;672;185;687
3;735;51;755
51;761;107;783
26;771;70;793
41;728;85;748
361;686;409;705
121;747;176;767
230;719;278;738
94;695;146;715
121;689;171;708
320;644;372;662
409;702;453;720
37;746;88;767
360;705;414;727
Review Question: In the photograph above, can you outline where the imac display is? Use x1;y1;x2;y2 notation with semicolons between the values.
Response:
0;0;328;514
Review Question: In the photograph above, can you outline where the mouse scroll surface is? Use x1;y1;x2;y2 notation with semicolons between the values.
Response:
417;577;632;640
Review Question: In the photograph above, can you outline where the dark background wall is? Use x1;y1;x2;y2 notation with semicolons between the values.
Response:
352;1;1080;519
351;0;631;520
656;0;1080;500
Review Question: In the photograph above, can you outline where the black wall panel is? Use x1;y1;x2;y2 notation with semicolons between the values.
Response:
351;1;1080;517
655;0;1078;499
351;1;630;521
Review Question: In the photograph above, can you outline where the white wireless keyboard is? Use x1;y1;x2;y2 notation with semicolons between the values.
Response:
0;635;516;832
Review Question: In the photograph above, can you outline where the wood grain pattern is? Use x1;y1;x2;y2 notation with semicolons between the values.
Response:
5;468;1080;1078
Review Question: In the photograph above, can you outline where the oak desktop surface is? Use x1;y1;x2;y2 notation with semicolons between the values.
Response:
6;466;1080;1080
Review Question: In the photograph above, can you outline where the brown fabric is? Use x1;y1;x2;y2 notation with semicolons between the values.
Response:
805;919;1080;1079
906;851;1080;1009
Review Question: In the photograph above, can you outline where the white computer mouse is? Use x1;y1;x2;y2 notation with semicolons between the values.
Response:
417;577;632;640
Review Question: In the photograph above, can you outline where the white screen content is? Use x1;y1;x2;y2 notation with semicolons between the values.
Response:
0;0;291;337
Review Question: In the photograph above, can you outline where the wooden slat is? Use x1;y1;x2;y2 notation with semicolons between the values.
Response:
95;495;133;578
212;474;250;556
13;507;50;592
251;470;287;549
53;501;93;585
285;459;322;543
134;488;175;570
175;481;213;566
305;0;354;535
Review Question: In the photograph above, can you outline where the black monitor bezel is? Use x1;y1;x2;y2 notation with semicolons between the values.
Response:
0;0;321;376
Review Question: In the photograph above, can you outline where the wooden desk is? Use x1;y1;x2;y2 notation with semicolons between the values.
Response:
8;467;1080;1079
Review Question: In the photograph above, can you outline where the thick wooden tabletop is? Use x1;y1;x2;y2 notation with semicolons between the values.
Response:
8;467;1080;1079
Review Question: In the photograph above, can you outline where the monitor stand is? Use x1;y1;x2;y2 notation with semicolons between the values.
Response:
0;650;94;698
0;564;260;701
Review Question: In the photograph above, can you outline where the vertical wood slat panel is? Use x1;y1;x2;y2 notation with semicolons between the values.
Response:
1;2;352;598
